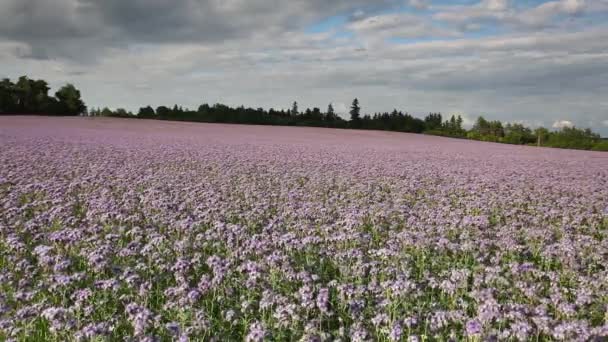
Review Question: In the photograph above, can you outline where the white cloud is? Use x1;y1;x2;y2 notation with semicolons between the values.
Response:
347;13;455;40
602;120;608;127
553;120;574;129
408;0;429;10
352;9;366;19
434;0;592;29
333;102;349;116
445;111;476;128
518;0;586;27
561;0;586;14
482;0;509;11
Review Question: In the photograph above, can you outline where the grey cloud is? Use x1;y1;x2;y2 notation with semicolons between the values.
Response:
0;0;101;40
433;0;594;31
346;13;456;40
0;0;398;61
407;0;429;10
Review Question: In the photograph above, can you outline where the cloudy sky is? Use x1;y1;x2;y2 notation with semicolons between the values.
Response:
1;0;608;134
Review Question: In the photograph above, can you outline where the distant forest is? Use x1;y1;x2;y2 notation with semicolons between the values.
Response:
0;76;86;116
2;76;607;151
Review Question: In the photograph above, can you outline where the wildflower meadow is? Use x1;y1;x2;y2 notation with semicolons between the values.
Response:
1;116;607;341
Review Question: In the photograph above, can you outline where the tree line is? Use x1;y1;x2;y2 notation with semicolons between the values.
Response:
0;76;86;116
467;117;607;150
92;98;606;151
89;99;469;137
1;76;605;151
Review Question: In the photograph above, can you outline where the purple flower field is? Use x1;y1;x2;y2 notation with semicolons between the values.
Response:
1;116;607;341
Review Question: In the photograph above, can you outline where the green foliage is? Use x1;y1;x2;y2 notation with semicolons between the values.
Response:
503;123;535;145
0;78;17;113
137;106;156;118
361;109;426;133
425;114;466;138
1;76;605;152
88;107;132;117
545;127;600;150
591;140;608;151
55;84;87;116
0;76;85;116
424;113;442;131
291;101;299;116
97;102;604;152
349;98;361;128
326;103;336;122
471;116;504;140
463;120;604;151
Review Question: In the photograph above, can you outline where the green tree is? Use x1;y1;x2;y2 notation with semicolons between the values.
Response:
504;123;535;145
311;107;322;122
471;116;503;141
13;76;32;112
424;113;442;131
0;78;16;113
114;108;131;117
473;116;490;136
12;76;52;113
546;126;599;150
138;106;156;118
291;101;299;116
326;103;336;122
489;120;504;138
88;107;102;116
55;84;86;115
156;106;171;118
32;79;51;113
101;107;114;117
535;127;550;146
350;98;361;127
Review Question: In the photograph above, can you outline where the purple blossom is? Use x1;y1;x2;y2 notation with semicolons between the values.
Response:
245;321;267;342
389;321;403;341
165;322;180;336
1;117;607;341
316;288;330;314
465;319;483;337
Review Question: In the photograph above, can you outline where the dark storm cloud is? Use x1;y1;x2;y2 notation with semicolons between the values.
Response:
0;0;398;60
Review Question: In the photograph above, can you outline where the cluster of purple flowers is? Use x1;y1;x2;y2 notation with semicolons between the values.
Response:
0;116;607;340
